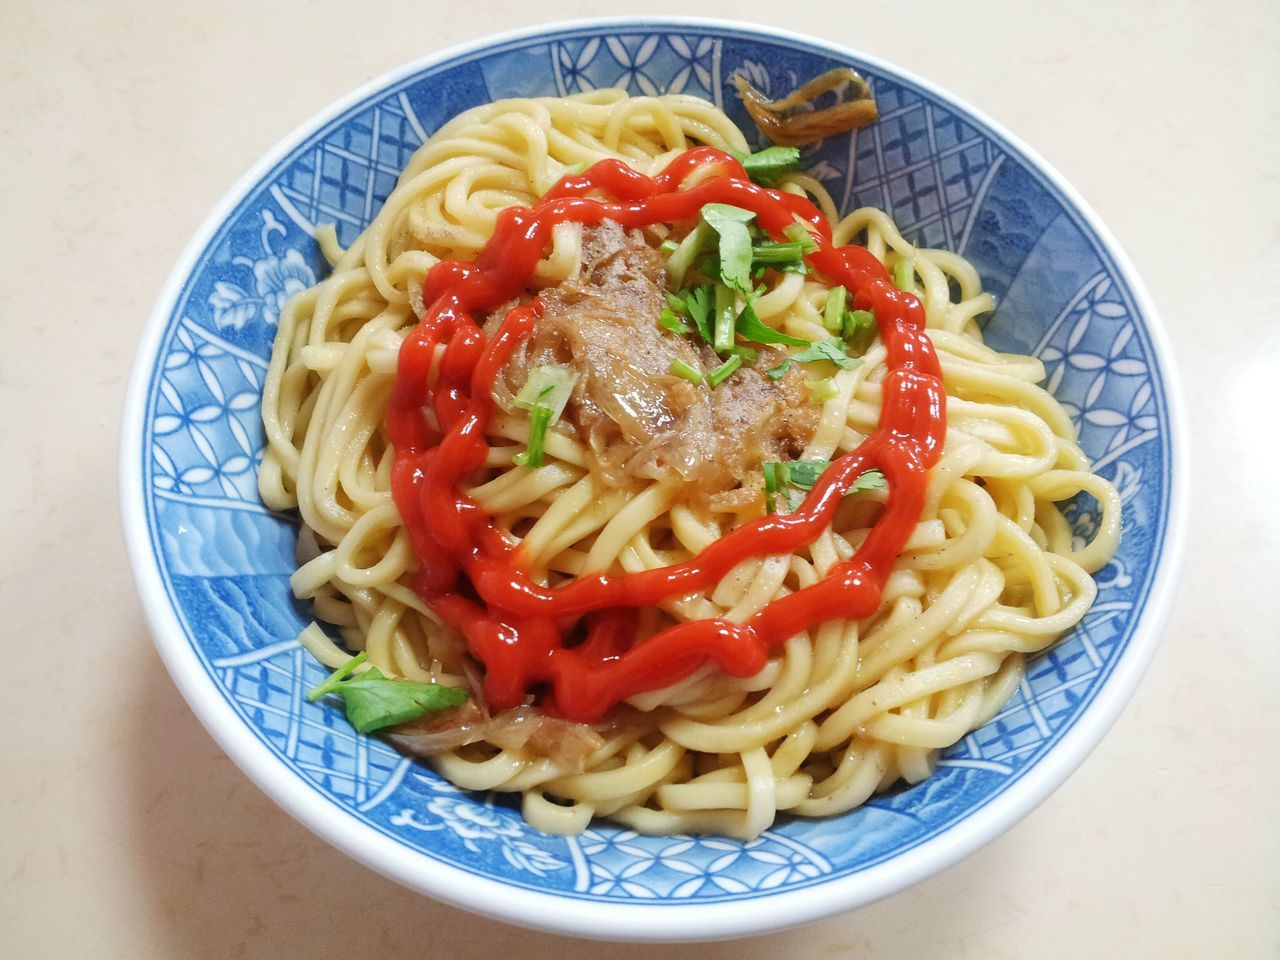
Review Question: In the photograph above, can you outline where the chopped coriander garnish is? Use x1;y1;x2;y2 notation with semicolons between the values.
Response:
847;468;887;494
730;145;802;186
762;461;783;513
821;290;876;350
750;241;811;265
783;221;818;250
513;365;576;468
666;222;713;288
761;459;810;512
692;252;720;281
513;364;576;420
735;294;809;347
791;336;863;370
781;460;832;491
664;286;714;344
706;353;742;387
784;463;886;493
823;285;848;333
806;377;839;403
513;405;553;467
894;255;917;293
307;651;469;734
749;223;815;276
700;203;757;294
761;461;887;513
659;238;679;256
659;204;865;379
683;285;714;344
766;359;792;380
843;308;876;351
659;305;691;335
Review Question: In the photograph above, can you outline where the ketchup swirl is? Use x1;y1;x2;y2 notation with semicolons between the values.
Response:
385;148;945;723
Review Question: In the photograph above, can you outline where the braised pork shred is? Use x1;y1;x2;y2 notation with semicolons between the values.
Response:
498;221;817;502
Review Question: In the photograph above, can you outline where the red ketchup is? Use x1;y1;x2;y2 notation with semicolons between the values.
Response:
385;148;945;723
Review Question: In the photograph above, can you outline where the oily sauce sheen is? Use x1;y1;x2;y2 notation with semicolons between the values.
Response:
385;148;946;723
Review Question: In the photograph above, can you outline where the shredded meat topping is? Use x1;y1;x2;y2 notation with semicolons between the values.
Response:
497;221;818;499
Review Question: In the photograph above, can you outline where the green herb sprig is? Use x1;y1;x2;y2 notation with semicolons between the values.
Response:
700;203;758;294
729;146;802;186
512;365;577;467
307;652;469;734
762;462;886;513
657;197;872;392
790;336;863;370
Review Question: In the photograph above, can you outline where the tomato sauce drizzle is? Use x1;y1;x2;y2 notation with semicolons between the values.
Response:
385;148;945;723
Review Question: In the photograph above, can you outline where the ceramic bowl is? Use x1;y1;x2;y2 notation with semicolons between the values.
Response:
121;17;1187;941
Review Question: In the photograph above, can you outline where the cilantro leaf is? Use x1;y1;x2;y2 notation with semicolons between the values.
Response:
847;468;887;494
307;652;468;734
684;285;713;344
760;461;887;513
791;336;863;370
735;295;809;347
700;203;757;294
783;460;831;490
659;306;690;335
786;462;886;493
730;146;802;186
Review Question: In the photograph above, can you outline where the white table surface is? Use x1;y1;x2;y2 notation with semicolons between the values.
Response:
3;1;1276;956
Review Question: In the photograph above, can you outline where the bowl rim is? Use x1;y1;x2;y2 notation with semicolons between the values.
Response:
120;14;1189;942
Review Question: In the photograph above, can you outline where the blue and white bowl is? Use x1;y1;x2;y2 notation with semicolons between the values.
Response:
121;18;1187;941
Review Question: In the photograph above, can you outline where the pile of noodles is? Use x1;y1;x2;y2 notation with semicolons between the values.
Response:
259;90;1120;838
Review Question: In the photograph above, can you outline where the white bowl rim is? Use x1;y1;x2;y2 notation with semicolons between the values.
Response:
120;14;1190;942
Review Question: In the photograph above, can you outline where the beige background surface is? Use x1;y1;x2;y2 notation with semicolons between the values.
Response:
2;1;1277;957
